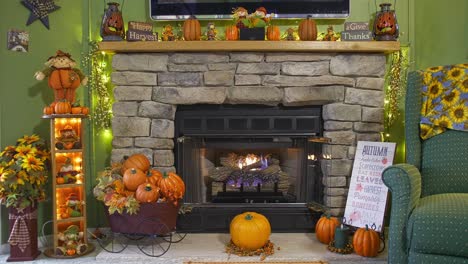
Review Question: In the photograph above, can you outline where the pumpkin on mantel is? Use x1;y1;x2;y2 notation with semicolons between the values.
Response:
183;16;201;41
266;25;281;41
298;15;318;41
225;25;239;41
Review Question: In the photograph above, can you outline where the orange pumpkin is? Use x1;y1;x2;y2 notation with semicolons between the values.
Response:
353;225;380;257
43;106;54;115
54;101;71;114
183;16;201;41
81;107;89;115
135;183;160;203
315;214;340;244
225;25;239;40
267;25;281;41
71;106;82;114
154;172;185;205
230;212;271;250
298;15;317;41
376;11;397;35
56;177;65;184
66;248;76;256
123;168;147;191
121;153;151;174
146;169;162;185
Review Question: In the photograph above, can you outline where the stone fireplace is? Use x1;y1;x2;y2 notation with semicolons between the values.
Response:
109;51;386;231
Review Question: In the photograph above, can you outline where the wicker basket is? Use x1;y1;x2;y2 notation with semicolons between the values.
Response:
105;202;179;235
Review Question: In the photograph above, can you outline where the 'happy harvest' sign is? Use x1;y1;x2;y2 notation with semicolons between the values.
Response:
344;141;396;232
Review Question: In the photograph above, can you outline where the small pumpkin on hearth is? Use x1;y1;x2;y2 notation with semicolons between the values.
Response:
230;212;271;250
183;16;201;41
135;183;160;203
267;25;281;41
121;153;151;174
298;15;317;41
315;214;340;244
225;25;239;40
353;224;380;257
123;168;147;191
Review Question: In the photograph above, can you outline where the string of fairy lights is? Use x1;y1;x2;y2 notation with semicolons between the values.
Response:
83;41;113;132
383;47;410;139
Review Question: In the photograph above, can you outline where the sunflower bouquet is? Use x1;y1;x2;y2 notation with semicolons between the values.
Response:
0;134;50;209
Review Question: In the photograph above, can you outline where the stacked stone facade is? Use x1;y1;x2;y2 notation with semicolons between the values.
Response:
110;52;386;216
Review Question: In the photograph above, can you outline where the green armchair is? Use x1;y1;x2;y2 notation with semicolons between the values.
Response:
382;71;468;264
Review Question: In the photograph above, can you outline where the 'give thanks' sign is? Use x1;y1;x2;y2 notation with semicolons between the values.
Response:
344;141;396;232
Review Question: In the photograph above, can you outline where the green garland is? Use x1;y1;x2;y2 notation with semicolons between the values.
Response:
384;47;410;133
83;41;113;131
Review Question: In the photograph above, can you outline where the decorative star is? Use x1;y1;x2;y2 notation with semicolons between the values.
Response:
22;0;60;29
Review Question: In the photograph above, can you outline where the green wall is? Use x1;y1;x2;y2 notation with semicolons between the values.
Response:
0;0;86;243
1;0;466;244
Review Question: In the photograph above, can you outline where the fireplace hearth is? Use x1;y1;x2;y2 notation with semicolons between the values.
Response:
174;104;327;232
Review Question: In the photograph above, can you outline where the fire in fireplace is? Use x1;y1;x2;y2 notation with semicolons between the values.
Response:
174;104;328;232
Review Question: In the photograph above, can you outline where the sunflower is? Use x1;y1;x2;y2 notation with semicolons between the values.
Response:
0;146;16;158
427;80;444;98
422;71;434;85
14;145;35;159
441;89;460;109
449;104;468;123
456;78;468;93
435;115;453;129
21;154;45;172
456;63;468;69
446;67;465;82
427;66;443;73
420;124;431;139
17;134;40;145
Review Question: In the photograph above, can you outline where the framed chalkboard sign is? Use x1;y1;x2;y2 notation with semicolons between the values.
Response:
343;141;396;232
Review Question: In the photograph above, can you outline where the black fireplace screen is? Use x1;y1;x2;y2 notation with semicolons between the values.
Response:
175;105;325;205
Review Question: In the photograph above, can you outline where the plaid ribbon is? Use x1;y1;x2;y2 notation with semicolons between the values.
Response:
8;209;38;253
27;0;56;19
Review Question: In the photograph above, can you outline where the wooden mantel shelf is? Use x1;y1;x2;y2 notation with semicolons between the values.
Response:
98;41;400;53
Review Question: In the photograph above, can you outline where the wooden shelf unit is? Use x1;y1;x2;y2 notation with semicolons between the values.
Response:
98;40;400;53
43;115;90;257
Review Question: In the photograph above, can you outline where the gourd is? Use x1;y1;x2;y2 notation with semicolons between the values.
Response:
353;224;380;257
154;172;185;205
315;214;340;244
230;212;271;250
267;25;281;41
123;168;147;191
298;15;317;41
71;106;82;114
135;183;160;203
225;25;239;40
183;16;201;41
54;100;72;114
121;153;151;174
81;107;89;115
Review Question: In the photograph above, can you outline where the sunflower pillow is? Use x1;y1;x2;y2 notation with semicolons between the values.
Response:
420;64;468;140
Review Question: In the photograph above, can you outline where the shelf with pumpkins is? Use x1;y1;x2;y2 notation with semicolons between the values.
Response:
35;50;94;258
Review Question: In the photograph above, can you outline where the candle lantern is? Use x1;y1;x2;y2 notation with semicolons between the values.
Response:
334;224;350;249
373;2;399;41
100;2;125;41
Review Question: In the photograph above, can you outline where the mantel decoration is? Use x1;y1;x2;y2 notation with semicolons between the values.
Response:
21;0;60;29
100;1;125;41
373;1;399;41
0;134;50;261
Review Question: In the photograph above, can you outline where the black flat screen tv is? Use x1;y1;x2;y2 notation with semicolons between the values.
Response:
149;0;350;20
